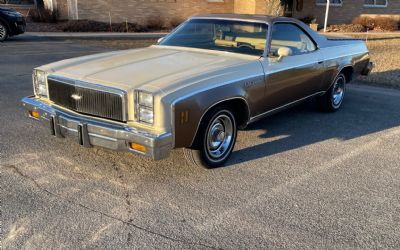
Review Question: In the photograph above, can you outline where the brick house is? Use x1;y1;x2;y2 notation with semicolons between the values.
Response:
1;0;399;25
292;0;400;24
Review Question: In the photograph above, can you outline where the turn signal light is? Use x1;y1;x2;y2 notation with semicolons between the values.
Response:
29;110;40;119
130;143;146;153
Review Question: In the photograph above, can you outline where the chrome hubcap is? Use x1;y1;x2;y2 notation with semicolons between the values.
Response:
0;24;5;39
332;76;345;107
206;114;233;159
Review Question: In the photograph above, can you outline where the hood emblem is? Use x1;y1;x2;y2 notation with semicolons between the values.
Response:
71;94;82;101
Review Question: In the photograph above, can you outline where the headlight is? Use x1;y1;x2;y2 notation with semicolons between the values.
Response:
138;91;153;108
33;70;48;97
136;90;154;124
139;106;154;124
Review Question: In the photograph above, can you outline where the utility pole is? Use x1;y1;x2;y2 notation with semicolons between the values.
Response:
324;0;330;32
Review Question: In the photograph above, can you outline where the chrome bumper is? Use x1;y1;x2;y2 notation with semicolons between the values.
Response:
21;96;173;160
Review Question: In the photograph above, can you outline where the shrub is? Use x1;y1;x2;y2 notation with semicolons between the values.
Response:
59;20;144;32
327;24;366;33
352;16;375;30
374;16;398;31
352;16;398;31
29;8;58;23
169;17;184;28
145;16;165;31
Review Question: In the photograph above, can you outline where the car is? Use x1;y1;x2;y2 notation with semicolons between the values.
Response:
0;6;26;42
21;14;373;168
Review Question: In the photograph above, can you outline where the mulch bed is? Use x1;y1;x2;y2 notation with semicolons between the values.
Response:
26;20;171;33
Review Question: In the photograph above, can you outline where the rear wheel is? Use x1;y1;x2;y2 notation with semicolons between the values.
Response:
184;106;237;168
318;73;346;112
0;22;8;42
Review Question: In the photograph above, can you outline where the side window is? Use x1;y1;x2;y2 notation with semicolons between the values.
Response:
270;23;316;56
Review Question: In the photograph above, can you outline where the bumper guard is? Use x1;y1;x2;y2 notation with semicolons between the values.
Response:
21;96;173;160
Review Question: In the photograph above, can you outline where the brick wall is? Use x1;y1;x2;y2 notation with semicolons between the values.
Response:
234;0;256;14
294;0;400;25
76;0;234;24
53;0;400;25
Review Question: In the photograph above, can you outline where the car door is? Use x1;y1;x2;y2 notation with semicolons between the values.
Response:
260;22;326;111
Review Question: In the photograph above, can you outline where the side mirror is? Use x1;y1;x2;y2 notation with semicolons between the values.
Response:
277;47;292;61
157;37;164;44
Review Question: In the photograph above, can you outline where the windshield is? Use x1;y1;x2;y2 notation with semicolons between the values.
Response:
159;19;268;56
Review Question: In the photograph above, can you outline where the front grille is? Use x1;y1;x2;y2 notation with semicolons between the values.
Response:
48;78;126;122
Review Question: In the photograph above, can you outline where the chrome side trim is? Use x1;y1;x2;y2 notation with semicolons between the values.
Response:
248;91;326;123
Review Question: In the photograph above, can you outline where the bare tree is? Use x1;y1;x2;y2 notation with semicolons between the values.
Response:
264;0;285;16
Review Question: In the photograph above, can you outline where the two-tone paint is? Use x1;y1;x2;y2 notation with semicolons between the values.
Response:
22;14;372;159
171;15;371;149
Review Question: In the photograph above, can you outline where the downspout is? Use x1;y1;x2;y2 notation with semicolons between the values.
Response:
323;0;330;32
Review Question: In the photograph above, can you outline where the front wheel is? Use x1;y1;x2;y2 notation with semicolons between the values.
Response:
318;73;346;112
184;107;237;168
0;22;8;42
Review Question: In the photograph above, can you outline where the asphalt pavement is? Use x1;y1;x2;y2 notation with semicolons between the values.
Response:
1;36;400;249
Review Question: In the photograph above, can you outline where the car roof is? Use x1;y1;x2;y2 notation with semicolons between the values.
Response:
191;13;294;24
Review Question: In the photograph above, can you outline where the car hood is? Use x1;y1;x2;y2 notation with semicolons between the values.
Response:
41;46;258;94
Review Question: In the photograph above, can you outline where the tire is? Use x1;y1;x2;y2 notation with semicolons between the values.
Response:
0;22;8;42
184;106;237;168
318;73;346;112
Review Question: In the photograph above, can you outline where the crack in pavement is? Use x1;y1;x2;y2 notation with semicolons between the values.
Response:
198;127;400;231
2;164;220;249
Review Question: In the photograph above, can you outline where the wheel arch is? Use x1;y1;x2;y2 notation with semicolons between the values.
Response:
190;98;249;149
173;92;250;149
340;66;354;83
328;64;354;90
0;17;10;33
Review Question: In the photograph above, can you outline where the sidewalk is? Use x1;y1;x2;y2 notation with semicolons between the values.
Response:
22;32;168;40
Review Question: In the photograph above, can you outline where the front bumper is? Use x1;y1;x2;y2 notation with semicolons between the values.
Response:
21;96;173;160
8;16;26;36
361;61;374;76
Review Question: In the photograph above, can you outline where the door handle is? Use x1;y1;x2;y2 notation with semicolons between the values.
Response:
318;61;324;64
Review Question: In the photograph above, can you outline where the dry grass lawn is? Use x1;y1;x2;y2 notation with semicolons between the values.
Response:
349;34;400;88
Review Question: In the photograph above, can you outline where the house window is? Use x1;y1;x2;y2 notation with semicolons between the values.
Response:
364;0;388;7
316;0;343;6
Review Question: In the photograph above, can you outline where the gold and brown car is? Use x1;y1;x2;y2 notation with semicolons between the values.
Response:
22;14;373;168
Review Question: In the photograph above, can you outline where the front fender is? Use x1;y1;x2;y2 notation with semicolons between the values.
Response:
172;84;250;148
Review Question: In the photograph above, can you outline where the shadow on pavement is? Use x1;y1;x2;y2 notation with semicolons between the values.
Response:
228;88;400;166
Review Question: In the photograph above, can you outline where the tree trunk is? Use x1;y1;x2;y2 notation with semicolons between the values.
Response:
264;0;284;16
